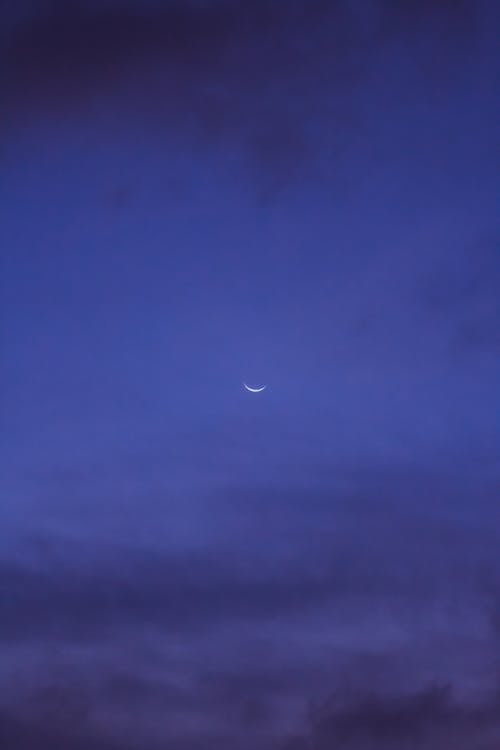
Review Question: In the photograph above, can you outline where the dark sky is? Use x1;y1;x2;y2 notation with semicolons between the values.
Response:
0;1;498;748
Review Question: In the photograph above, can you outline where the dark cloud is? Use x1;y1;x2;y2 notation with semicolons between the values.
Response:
1;468;499;645
1;0;493;185
1;470;498;745
0;550;335;642
3;674;500;749
284;682;500;749
0;707;129;750
1;471;496;746
3;1;488;95
1;1;349;123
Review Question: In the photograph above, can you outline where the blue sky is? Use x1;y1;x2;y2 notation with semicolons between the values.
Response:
0;2;498;748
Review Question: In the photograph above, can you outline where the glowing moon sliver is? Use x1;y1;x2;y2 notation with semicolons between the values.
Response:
243;383;267;393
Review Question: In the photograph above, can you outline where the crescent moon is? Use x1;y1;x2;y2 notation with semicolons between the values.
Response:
243;383;267;393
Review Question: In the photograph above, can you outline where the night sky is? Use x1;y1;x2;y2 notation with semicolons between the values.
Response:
1;1;499;748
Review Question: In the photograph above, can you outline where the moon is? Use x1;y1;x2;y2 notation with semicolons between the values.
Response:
243;383;267;393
